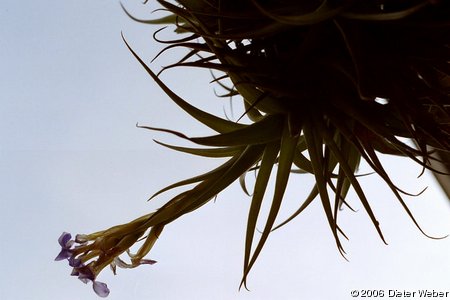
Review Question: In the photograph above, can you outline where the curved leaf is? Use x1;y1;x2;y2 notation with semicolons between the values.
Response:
122;34;245;133
241;119;298;288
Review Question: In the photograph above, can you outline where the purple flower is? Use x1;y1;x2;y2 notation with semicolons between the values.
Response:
76;265;110;297
73;264;110;297
55;226;156;298
55;232;74;261
68;256;83;268
92;281;110;298
76;265;95;282
55;232;111;297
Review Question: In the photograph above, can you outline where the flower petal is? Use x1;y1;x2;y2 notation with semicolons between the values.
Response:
68;256;83;268
93;281;110;297
54;249;71;261
58;232;72;247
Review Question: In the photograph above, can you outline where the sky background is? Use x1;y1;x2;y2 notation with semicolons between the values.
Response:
1;1;450;299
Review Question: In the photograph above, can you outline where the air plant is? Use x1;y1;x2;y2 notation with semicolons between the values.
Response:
56;0;450;296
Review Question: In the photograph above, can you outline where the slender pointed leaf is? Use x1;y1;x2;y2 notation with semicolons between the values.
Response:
241;119;298;288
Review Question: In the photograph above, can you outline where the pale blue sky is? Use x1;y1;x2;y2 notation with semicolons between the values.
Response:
1;1;450;299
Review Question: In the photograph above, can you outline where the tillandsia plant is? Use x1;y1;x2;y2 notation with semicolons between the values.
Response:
56;0;450;296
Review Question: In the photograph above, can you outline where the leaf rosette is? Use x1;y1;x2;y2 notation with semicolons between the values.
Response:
57;0;450;295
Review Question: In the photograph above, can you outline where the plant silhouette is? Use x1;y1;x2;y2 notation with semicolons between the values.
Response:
56;0;450;296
